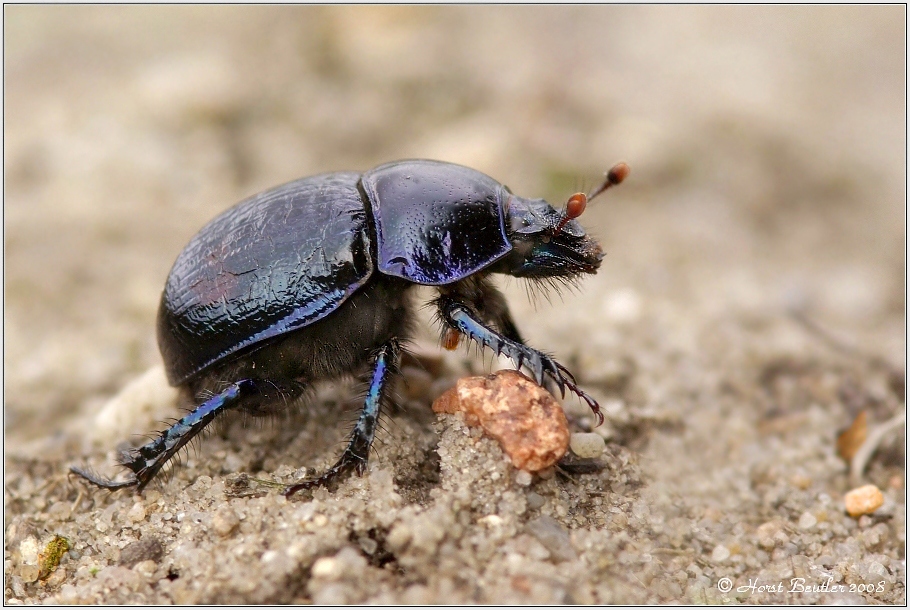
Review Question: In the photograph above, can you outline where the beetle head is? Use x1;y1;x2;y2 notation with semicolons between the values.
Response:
500;195;603;279
497;163;628;280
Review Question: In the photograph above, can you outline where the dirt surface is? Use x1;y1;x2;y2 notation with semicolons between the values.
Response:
5;6;905;604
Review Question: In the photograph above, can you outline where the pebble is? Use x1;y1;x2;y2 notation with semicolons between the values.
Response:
358;536;378;556
385;523;413;553
526;492;546;510
19;565;39;583
755;521;782;549
132;560;157;577
212;507;240;537
18;537;39;564
525;516;577;562
432;370;569;472
569;432;605;458
117;537;163;568
844;484;884;518
127;503;147;523
311;547;366;581
798;511;818;530
514;470;533;486
711;545;730;562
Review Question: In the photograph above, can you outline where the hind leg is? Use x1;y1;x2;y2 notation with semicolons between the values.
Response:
71;378;304;491
284;339;401;497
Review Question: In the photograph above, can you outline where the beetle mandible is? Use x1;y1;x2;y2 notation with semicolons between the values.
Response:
71;159;629;496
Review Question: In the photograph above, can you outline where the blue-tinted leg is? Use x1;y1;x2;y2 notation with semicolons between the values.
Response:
71;379;263;491
439;298;603;425
285;339;401;497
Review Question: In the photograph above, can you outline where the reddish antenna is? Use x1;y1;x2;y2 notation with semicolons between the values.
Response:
554;162;630;234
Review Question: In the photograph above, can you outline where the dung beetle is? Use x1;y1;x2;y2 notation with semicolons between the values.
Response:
71;159;629;496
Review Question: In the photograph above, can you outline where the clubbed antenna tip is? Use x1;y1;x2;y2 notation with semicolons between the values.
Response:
554;162;630;235
587;161;630;202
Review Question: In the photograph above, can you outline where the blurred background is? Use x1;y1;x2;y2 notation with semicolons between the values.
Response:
4;6;906;435
5;5;904;469
4;5;907;603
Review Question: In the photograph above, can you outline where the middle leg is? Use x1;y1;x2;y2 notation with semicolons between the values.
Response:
284;338;402;496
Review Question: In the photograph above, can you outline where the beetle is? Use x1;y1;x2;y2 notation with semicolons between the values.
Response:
71;159;628;496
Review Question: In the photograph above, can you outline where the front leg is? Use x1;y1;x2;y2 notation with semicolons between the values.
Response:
438;296;603;425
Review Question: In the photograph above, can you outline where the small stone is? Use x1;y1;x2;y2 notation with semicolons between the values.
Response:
212;507;240;537
755;521;781;549
145;490;162;503
798;511;817;530
19;565;39;583
711;545;730;562
844;484;884;518
127;503;147;523
358;536;378;556
867;561;890;582
526;493;547;512
18;537;39;565
44;566;66;588
385;523;412;553
311;557;340;580
569;432;605;458
432;370;570;472
117;537;163;568
132;560;157;577
514;470;533;486
311;547;365;581
525;516;577;562
479;514;504;528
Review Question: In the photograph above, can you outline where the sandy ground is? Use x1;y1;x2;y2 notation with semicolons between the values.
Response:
4;5;905;604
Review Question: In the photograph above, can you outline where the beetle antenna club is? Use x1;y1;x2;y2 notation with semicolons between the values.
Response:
554;162;630;235
587;161;630;202
71;158;623;495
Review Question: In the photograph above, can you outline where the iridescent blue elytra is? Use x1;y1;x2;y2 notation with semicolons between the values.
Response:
71;159;620;495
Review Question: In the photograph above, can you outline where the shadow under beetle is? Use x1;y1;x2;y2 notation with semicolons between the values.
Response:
71;159;629;496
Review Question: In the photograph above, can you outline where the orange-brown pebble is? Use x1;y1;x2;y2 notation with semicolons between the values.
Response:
844;484;885;518
432;370;570;472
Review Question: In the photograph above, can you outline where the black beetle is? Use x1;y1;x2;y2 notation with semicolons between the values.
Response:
71;159;628;496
